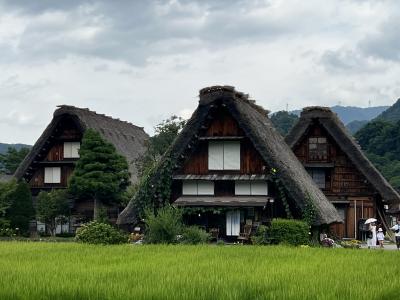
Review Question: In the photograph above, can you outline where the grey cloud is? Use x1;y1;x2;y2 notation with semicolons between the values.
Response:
359;9;400;61
0;0;312;66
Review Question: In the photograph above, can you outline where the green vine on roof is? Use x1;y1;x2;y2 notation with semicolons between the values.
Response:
132;155;176;220
269;168;293;219
302;193;317;226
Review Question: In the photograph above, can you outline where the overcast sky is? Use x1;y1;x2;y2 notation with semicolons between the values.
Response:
1;0;400;144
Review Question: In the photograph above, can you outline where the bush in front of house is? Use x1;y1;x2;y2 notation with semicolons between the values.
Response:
144;206;183;244
75;221;128;245
267;219;309;246
251;225;269;245
180;226;210;244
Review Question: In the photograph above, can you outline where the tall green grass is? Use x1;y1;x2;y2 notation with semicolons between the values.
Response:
0;242;398;299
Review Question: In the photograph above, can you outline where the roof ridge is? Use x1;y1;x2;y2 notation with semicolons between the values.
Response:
55;105;145;130
198;85;268;115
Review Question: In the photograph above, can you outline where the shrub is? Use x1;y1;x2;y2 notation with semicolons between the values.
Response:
75;221;128;245
144;206;182;244
0;218;15;237
268;219;309;246
251;225;268;245
180;226;210;244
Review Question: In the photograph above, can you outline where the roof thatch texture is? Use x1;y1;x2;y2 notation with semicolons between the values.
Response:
14;105;149;183
118;86;341;226
285;106;400;205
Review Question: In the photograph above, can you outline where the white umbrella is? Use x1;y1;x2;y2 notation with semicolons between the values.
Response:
365;218;377;224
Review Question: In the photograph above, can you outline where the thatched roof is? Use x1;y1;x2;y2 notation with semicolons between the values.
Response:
118;86;341;226
14;105;149;183
285;106;400;205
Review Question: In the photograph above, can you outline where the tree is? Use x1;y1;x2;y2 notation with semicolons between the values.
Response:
270;111;299;136
0;147;30;174
355;120;400;189
136;115;186;177
36;190;71;236
68;129;130;220
5;181;35;234
0;180;17;217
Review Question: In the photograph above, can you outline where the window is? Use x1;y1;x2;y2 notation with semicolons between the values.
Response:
208;141;240;170
226;210;240;236
308;137;328;161
64;142;80;158
182;180;214;195
235;181;268;195
308;169;326;189
44;167;61;184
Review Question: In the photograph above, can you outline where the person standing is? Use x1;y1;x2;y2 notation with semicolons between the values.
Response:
367;222;377;249
376;228;385;248
390;219;400;250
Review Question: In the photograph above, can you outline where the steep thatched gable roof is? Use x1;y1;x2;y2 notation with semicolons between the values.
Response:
14;105;149;183
118;86;341;226
285;106;400;204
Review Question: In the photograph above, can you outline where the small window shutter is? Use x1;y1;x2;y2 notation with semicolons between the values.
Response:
63;142;72;158
223;141;240;170
71;142;80;158
235;181;251;195
251;181;268;195
44;167;53;183
53;167;61;183
197;181;214;195
208;142;224;170
182;181;198;195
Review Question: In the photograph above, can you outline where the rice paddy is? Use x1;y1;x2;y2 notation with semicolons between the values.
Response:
0;242;399;300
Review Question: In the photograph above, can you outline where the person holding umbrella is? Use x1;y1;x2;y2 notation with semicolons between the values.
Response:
390;219;400;250
365;218;377;249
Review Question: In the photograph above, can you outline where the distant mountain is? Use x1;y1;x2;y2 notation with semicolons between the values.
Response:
374;98;400;123
0;143;31;154
346;120;369;134
291;105;389;125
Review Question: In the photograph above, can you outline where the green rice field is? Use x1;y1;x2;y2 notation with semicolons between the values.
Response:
0;242;399;300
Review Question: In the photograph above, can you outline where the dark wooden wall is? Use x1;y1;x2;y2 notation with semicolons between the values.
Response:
205;110;244;137
28;118;81;189
180;113;267;175
293;124;375;197
29;165;74;188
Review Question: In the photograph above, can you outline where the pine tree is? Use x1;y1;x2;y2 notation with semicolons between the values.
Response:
68;129;130;220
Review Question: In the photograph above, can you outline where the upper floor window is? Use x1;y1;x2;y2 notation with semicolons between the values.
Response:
208;141;240;170
44;167;61;184
308;137;328;161
235;181;268;196
64;142;80;158
308;168;326;189
182;180;214;195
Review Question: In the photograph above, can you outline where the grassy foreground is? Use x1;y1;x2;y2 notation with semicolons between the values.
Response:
0;242;399;300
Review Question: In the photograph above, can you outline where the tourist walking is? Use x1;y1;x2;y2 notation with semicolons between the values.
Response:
376;228;385;248
390;219;400;250
367;222;377;249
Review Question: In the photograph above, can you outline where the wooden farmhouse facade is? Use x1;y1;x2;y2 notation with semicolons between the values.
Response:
286;107;400;239
14;105;148;232
118;86;341;239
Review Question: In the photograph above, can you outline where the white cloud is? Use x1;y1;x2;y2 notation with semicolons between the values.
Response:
0;0;400;144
